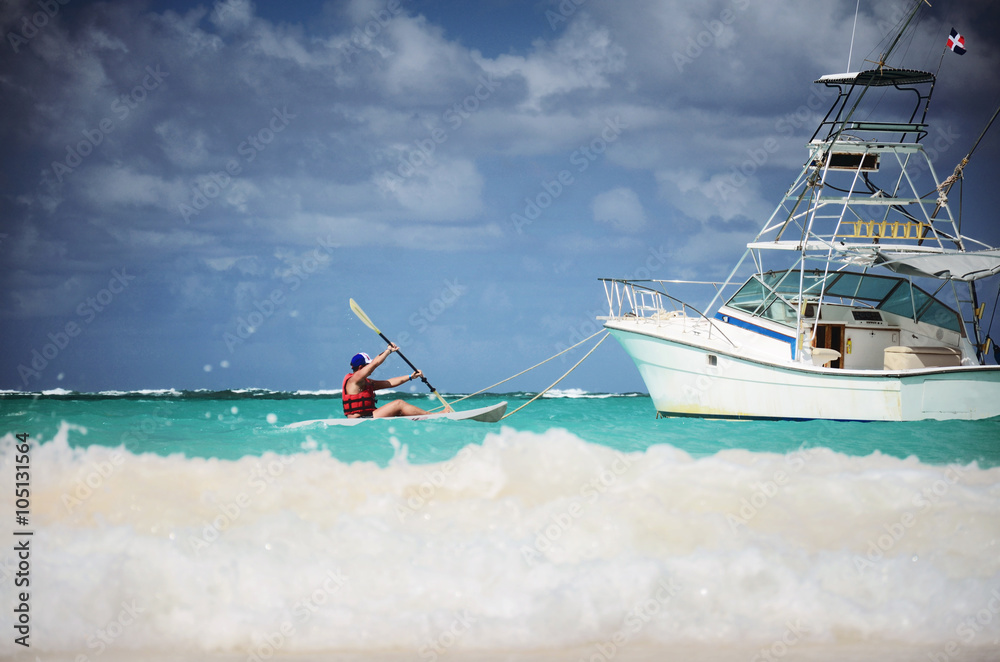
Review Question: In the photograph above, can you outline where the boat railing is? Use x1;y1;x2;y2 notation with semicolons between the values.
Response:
599;278;738;348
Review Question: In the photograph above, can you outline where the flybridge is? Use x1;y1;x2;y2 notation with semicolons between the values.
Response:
815;69;936;85
812;68;936;144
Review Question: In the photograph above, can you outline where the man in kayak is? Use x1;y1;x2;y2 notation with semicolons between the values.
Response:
342;344;431;418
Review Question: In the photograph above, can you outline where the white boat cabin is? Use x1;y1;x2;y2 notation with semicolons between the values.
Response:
716;269;971;371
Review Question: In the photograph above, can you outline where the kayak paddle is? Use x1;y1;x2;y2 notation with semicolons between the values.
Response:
349;298;452;412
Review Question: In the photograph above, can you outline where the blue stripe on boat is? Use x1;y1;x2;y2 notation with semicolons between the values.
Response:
714;312;797;358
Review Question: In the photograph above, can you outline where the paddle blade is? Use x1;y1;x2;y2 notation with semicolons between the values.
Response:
349;298;381;334
431;390;453;413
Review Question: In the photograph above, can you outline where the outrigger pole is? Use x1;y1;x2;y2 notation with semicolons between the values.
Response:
932;103;1000;363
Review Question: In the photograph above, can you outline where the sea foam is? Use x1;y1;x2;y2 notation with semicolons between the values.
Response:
1;423;998;658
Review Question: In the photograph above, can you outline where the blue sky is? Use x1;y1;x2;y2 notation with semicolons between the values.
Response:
2;0;999;394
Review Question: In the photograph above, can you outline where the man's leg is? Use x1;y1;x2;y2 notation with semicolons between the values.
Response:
373;399;429;418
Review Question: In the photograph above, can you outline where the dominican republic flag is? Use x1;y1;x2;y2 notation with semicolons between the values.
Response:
947;28;966;55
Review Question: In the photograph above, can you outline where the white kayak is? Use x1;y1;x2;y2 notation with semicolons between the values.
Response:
285;401;507;428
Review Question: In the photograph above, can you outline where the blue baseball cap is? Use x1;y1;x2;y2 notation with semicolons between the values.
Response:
351;352;371;369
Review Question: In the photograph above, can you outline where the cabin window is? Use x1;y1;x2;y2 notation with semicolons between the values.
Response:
726;273;805;326
761;297;794;323
728;278;767;314
826;272;898;301
916;295;962;332
880;284;961;332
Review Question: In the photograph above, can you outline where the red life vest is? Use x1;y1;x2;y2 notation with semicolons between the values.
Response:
342;372;377;417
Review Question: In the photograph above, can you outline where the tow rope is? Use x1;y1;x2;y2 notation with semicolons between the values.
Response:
501;333;609;420
428;329;610;417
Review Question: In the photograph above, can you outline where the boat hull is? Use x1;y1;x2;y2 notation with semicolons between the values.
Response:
606;324;1000;421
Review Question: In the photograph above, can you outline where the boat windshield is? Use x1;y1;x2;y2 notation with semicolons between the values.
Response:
725;269;961;332
727;272;822;323
823;272;899;301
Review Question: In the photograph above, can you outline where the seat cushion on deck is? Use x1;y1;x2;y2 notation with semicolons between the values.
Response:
883;345;962;370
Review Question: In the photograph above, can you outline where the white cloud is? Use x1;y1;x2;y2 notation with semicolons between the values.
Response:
155;121;211;169
210;0;255;34
377;158;485;221
103;227;214;251
243;19;316;67
203;256;261;274
378;17;478;100
591;187;647;233
656;168;770;227
81;166;187;210
482;17;626;111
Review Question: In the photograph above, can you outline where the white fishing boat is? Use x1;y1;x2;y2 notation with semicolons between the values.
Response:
600;4;1000;421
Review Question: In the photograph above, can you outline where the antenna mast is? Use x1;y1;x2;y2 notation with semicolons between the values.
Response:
847;0;861;72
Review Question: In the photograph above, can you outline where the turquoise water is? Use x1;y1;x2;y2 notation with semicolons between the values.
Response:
1;389;999;659
3;389;997;466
